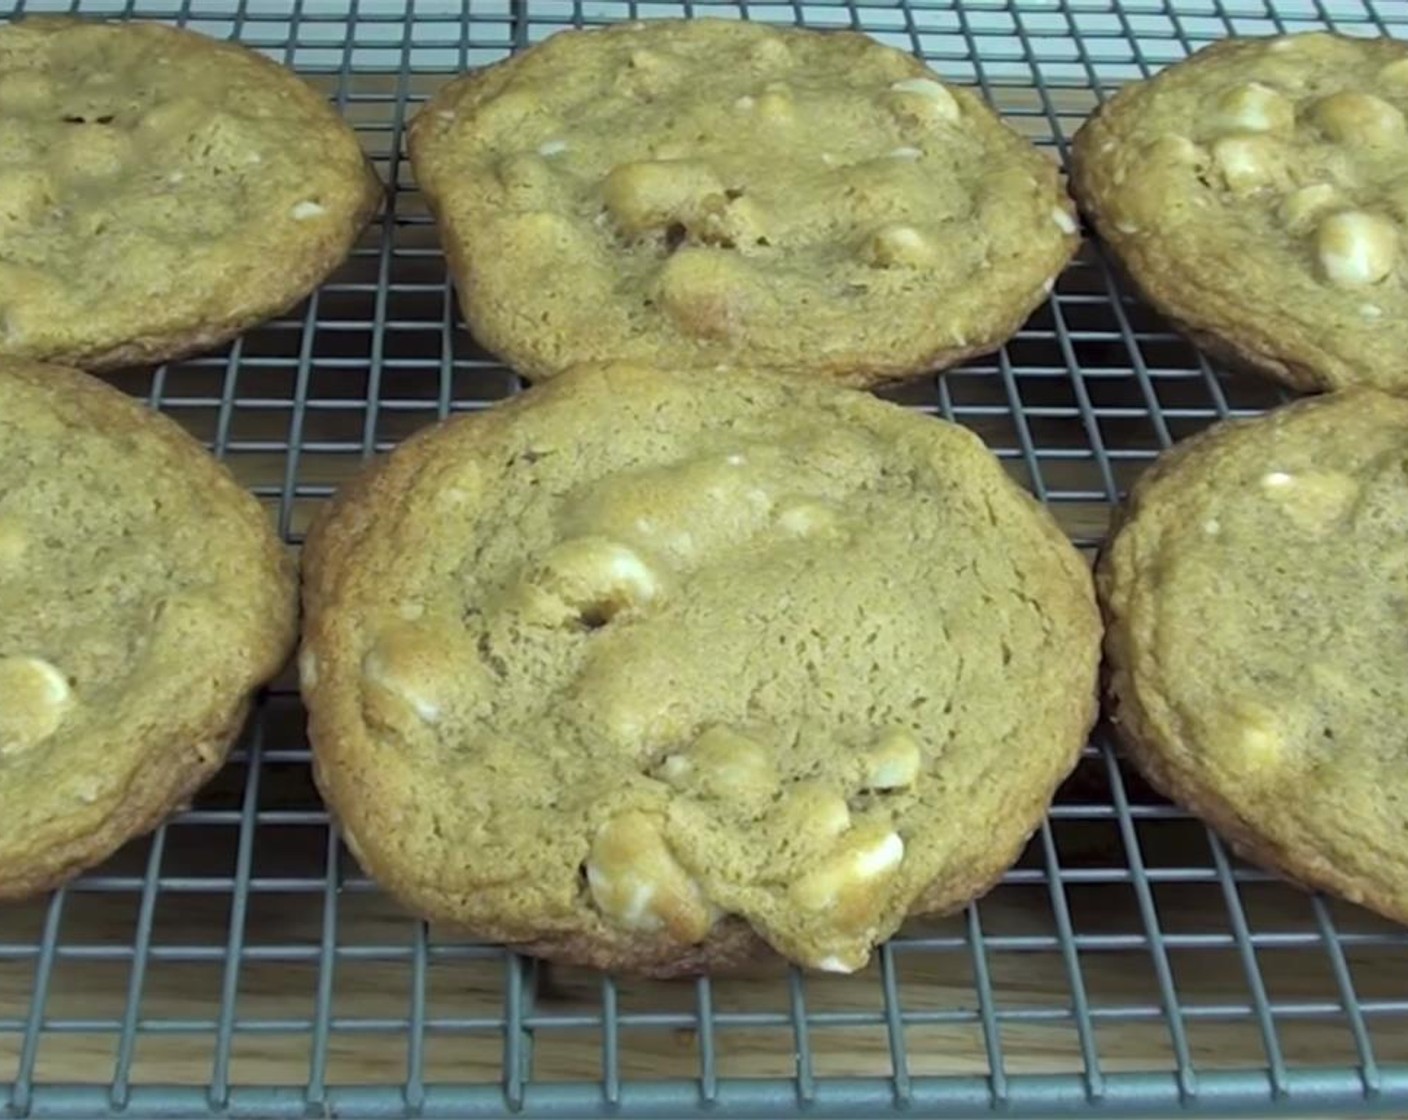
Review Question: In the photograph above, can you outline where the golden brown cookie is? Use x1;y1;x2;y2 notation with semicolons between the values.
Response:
0;17;382;370
0;359;297;898
1100;389;1408;924
408;19;1078;386
1073;32;1408;393
301;362;1101;976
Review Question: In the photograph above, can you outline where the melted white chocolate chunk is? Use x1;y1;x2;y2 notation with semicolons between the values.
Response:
586;812;713;941
788;827;906;969
1279;183;1342;233
1211;134;1286;194
0;656;72;756
864;728;922;790
1311;91;1406;148
887;77;961;127
660;726;778;799
1316;211;1398;288
534;537;660;625
1212;82;1294;136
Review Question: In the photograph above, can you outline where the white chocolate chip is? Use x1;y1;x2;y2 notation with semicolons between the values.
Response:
1203;519;1221;536
1279;183;1342;233
864;729;921;791
884;77;963;130
601;159;725;237
1316;210;1398;288
1262;470;1359;532
724;453;746;466
1228;702;1284;770
662;727;778;799
535;537;660;624
887;146;922;160
537;139;568;156
1147;133;1203;167
297;647;319;690
1211;134;1284;194
1272;33;1323;53
291;200;325;220
0;656;72;756
1212;82;1294;135
815;955;855;973
889;77;960;123
776;781;852;846
1311;91;1406;148
436;110;456;121
363;643;441;724
855;831;905;877
1361;302;1384;318
777;498;838;537
358;619;484;731
865;223;939;268
1052;207;1077;235
790;829;905;916
586;812;713;942
734;94;755;111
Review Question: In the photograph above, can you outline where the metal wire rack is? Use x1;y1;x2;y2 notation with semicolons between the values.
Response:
4;0;1408;1115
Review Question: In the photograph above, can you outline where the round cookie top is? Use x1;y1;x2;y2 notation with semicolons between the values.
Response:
1073;32;1408;394
0;18;382;371
302;362;1100;975
0;359;297;897
1100;389;1408;924
407;19;1077;386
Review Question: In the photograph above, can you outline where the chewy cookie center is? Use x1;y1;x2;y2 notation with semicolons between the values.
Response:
351;421;967;970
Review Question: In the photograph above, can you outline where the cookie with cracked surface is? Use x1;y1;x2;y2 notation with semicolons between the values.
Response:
407;19;1077;386
0;359;297;899
1100;389;1408;926
1073;32;1408;394
301;361;1101;976
0;17;382;371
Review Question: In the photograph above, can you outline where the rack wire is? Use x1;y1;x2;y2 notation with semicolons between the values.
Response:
4;0;1408;1115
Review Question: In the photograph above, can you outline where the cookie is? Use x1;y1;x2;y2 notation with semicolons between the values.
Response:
0;17;382;371
1100;389;1408;925
301;361;1100;976
407;19;1077;386
0;359;297;898
1072;32;1408;394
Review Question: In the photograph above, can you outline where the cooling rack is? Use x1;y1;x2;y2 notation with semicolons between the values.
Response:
4;0;1408;1116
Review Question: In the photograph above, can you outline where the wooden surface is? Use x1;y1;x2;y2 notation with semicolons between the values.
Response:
3;768;1408;1095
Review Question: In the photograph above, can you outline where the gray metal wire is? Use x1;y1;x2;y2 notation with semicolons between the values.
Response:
3;0;1408;1116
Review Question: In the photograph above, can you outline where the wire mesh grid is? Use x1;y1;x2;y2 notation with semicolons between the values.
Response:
3;0;1408;1115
